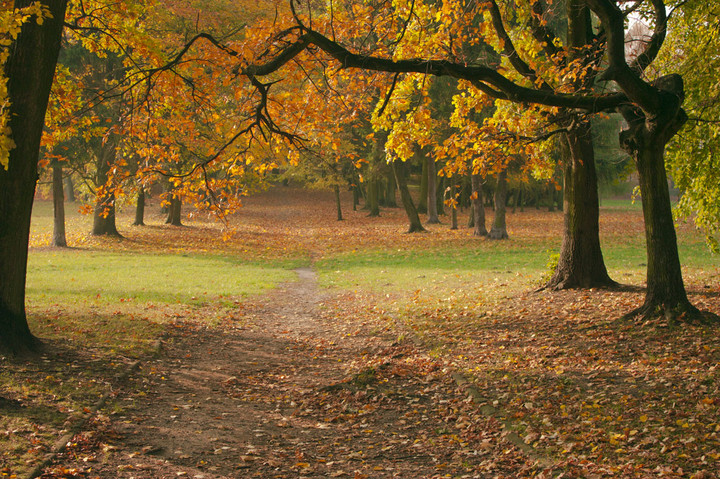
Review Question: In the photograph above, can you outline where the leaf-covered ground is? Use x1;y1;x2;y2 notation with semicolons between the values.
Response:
2;186;719;478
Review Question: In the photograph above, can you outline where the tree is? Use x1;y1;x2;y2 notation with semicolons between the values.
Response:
0;0;68;354
257;0;699;320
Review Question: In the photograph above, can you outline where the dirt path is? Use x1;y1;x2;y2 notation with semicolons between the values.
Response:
44;268;537;478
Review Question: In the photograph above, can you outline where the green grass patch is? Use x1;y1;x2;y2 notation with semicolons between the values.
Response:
27;250;297;307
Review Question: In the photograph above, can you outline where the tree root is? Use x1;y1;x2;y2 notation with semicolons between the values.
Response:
620;301;720;325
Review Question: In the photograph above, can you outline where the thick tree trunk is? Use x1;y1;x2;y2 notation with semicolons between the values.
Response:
334;184;343;221
51;162;67;247
133;188;146;226
546;124;615;289
426;156;439;223
367;179;380;217
436;176;446;216
489;170;509;240
165;195;183;226
0;0;68;355
92;142;121;236
352;182;360;211
619;84;700;321
392;160;425;233
471;173;488;236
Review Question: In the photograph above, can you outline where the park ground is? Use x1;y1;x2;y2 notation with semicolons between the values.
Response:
1;186;719;478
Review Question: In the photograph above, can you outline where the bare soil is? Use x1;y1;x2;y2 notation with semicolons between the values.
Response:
41;267;539;478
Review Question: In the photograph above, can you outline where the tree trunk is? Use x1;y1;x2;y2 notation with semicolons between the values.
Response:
436;176;446;216
367;179;380;217
166;195;183;226
64;175;75;202
546;124;615;289
619;82;700;320
385;168;397;207
334;184;343;221
51;162;67;247
417;150;428;214
392;160;425;233
92;141;121;236
426;156;439;223
450;180;458;230
352;182;360;211
0;0;68;355
489;170;509;239
471;173;488;236
133;188;146;226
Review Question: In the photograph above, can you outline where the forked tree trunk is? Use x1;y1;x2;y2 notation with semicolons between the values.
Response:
489;170;509;240
51;162;67;247
392;160;425;233
334;184;343;221
471;173;488;236
619;79;700;321
133;188;146;226
0;0;68;355
546;123;615;289
426;156;439;224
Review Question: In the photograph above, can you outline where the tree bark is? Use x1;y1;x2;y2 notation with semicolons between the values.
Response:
334;184;343;221
0;0;68;355
92;141;121;236
64;175;75;202
450;180;458;230
546;123;615;289
392;160;425;233
384;168;397;207
367;179;380;217
471;173;488;236
133;188;146;226
489;170;509;239
51;162;67;247
417;150;428;214
619;80;700;320
165;195;183;226
426;156;439;224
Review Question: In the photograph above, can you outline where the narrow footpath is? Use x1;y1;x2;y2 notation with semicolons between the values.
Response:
44;268;538;478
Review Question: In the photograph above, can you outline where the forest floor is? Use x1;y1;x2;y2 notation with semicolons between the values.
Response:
3;186;720;478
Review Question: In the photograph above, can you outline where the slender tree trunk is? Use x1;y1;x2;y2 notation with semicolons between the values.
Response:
471;173;488;236
417;150;428;214
352;182;360;211
0;0;68;355
450;181;458;230
133;188;146;226
426;156;439;223
546;123;615;289
489;170;509;239
51;162;67;247
92;142;121;236
334;184;343;221
385;168;397;207
436;176;446;216
64;175;75;202
392;160;425;233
